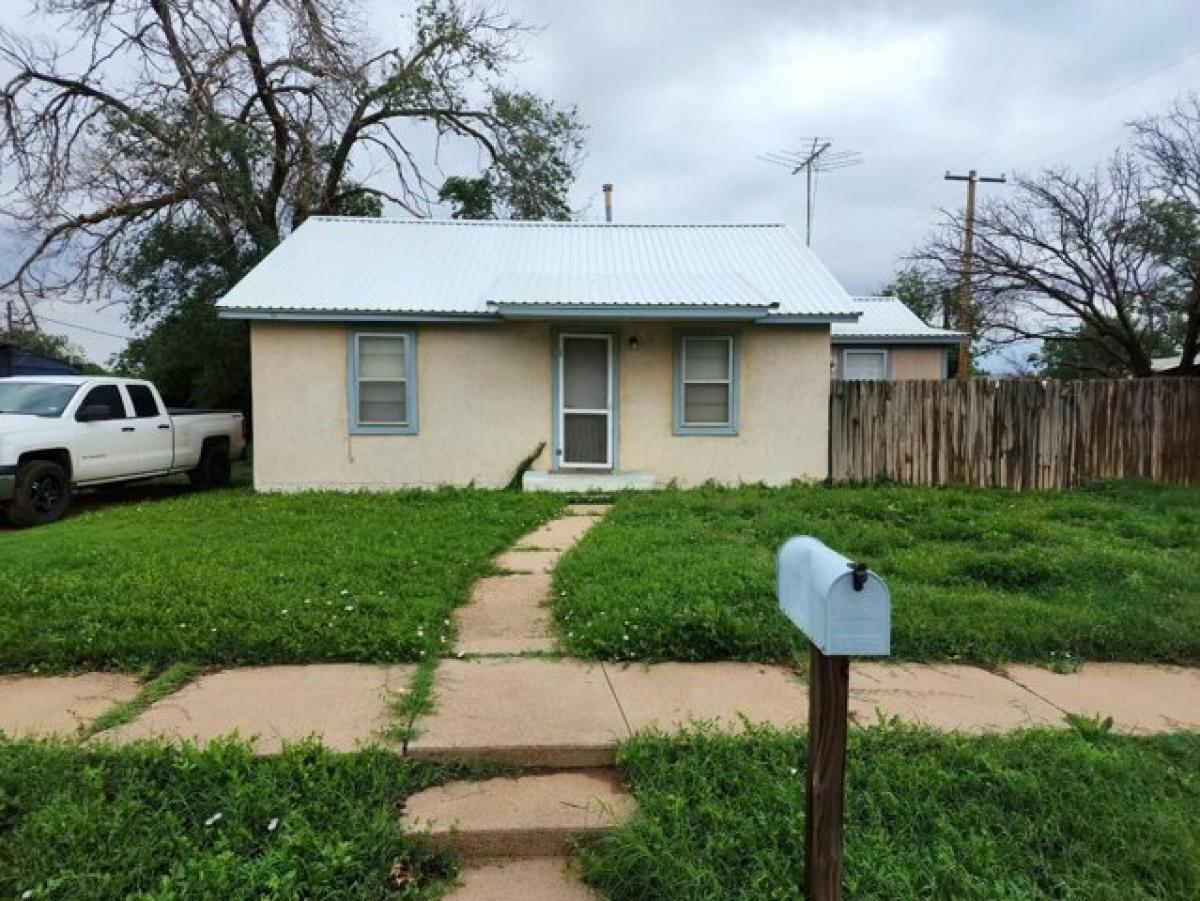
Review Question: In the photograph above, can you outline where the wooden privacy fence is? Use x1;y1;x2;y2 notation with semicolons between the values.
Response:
829;378;1200;490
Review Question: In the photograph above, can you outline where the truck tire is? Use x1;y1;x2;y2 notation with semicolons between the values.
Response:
5;460;73;528
189;443;232;489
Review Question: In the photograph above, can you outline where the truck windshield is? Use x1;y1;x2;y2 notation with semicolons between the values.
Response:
0;382;81;418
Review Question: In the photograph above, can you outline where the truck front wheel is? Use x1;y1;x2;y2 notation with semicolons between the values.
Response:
189;443;232;490
5;460;73;528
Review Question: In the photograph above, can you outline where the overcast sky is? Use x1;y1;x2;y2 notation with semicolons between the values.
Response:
3;0;1198;368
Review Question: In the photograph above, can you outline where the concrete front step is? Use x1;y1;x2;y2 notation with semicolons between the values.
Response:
401;769;635;861
447;858;600;900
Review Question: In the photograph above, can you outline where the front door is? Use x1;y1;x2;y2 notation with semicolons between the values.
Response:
558;333;613;469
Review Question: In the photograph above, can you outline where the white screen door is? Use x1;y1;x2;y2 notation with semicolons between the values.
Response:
559;334;612;469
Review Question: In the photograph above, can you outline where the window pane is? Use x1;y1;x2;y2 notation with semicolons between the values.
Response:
359;336;406;379
564;413;608;464
684;383;730;424
359;380;407;424
563;337;608;409
843;352;887;380
80;385;126;420
684;338;730;380
127;385;160;418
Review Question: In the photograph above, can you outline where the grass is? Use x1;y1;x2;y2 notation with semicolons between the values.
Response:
553;480;1200;665
581;723;1200;900
0;488;564;673
83;662;201;738
0;736;461;900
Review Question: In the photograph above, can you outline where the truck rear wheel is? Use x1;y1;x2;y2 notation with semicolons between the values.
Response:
5;460;73;528
189;443;232;489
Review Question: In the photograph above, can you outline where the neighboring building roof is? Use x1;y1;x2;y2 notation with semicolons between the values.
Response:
1151;355;1182;372
0;344;81;378
832;296;967;345
217;217;861;323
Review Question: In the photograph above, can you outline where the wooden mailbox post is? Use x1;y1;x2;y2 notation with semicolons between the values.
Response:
778;537;891;901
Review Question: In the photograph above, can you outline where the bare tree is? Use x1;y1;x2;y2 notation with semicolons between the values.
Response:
1131;93;1200;373
915;153;1180;377
0;0;585;323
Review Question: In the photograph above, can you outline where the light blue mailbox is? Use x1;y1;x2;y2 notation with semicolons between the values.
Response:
777;536;891;656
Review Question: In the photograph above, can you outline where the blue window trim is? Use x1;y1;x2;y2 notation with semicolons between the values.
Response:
673;331;740;436
550;327;620;472
347;328;419;435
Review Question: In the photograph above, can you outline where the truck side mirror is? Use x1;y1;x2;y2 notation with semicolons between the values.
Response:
76;404;111;422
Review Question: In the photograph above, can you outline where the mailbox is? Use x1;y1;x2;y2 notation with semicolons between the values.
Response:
777;536;891;657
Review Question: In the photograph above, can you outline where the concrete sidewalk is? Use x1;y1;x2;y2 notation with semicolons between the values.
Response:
406;657;1200;768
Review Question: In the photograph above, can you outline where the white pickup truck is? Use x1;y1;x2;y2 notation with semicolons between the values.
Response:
0;376;245;527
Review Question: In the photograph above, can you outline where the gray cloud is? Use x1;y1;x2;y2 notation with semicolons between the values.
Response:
3;0;1197;367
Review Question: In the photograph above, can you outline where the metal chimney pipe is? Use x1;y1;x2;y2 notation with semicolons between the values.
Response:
602;183;613;222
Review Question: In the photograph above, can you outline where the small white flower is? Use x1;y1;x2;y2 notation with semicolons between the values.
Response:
789;767;798;776
204;812;223;827
340;589;351;597
344;605;354;612
280;609;288;615
623;634;630;641
267;817;279;833
22;891;33;900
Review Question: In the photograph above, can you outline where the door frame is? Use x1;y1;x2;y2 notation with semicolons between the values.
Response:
553;329;619;471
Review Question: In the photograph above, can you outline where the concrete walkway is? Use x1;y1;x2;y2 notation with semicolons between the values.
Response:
4;501;1199;901
455;504;606;655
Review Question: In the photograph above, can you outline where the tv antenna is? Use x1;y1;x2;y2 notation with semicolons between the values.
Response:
760;138;863;246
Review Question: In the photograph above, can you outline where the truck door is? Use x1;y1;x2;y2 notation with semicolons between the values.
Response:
125;383;174;473
72;384;139;482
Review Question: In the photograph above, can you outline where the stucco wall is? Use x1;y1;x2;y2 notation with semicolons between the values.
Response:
251;321;552;490
831;345;948;380
250;320;830;490
619;324;829;486
892;346;947;379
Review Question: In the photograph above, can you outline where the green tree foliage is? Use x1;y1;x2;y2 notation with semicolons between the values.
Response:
0;0;586;408
439;175;497;219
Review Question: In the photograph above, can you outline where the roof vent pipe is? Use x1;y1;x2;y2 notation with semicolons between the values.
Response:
602;183;613;222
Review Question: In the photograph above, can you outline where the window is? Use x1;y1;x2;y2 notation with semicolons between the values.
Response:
77;385;127;420
840;349;889;381
675;334;738;435
350;331;417;434
126;384;161;418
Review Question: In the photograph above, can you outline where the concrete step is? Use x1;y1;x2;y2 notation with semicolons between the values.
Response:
401;769;635;861
408;659;626;768
447;858;600;900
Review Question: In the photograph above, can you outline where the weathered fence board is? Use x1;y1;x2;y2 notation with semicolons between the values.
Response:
829;378;1200;490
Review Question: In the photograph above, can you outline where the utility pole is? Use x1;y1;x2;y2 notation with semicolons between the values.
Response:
761;139;862;246
944;169;1006;379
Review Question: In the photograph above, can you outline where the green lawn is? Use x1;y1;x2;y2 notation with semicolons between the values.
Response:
553;481;1200;665
0;737;460;900
1;488;564;672
581;724;1200;900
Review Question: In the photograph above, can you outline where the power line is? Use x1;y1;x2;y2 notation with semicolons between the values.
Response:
944;170;1007;379
30;312;134;341
817;41;1200;268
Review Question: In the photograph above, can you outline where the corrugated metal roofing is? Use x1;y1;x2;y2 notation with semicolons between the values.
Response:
217;217;859;320
832;296;966;342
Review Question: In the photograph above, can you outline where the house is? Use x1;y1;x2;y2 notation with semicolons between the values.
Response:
217;217;868;491
0;342;81;378
831;296;965;380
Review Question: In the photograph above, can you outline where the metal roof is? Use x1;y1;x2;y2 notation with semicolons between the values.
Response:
832;296;966;344
217;217;860;322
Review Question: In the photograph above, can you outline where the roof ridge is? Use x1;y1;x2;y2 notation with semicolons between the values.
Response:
304;216;789;229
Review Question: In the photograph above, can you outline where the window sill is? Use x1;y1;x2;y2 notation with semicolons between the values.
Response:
673;424;739;437
350;425;418;436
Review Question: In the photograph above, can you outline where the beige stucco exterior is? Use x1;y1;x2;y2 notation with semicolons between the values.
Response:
831;345;948;380
250;320;830;490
